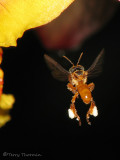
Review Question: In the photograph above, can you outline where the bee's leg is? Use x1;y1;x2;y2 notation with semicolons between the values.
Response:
67;83;77;94
67;83;81;125
86;100;98;125
88;83;95;92
71;92;79;104
70;92;81;126
70;103;81;126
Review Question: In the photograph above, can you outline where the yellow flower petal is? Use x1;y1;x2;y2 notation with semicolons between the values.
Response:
0;94;15;110
0;94;15;127
0;0;74;47
0;115;11;128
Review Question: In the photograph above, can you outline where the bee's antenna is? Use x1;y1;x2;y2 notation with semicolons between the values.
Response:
63;56;74;66
77;52;83;65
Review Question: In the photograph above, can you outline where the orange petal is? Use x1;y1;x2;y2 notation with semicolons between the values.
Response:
0;0;74;47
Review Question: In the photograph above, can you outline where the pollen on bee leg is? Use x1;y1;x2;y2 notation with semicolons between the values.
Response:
92;106;98;117
68;108;76;119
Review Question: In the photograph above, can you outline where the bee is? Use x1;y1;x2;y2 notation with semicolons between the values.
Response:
44;49;104;125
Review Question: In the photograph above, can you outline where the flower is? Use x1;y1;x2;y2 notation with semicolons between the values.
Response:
0;0;74;47
36;0;118;49
0;115;11;128
0;94;15;127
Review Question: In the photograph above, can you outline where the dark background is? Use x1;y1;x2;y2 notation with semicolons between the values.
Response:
0;7;120;160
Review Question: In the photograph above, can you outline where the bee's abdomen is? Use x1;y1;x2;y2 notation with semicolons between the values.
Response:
78;85;92;104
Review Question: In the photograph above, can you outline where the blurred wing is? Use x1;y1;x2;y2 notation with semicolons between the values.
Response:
86;49;105;78
44;54;69;81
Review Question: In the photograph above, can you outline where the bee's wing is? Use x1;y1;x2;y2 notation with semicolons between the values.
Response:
44;54;69;81
86;49;105;78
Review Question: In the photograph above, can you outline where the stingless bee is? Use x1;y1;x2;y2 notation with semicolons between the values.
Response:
44;49;104;125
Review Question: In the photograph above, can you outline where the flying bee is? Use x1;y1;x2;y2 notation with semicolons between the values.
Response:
44;49;104;125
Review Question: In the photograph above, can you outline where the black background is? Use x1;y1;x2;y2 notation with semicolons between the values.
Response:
0;7;120;160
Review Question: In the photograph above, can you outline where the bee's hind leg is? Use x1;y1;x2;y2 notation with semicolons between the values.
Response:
86;100;98;125
69;92;81;126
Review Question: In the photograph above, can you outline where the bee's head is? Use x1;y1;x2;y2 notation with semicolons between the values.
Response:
63;53;86;85
69;65;84;75
69;65;85;85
